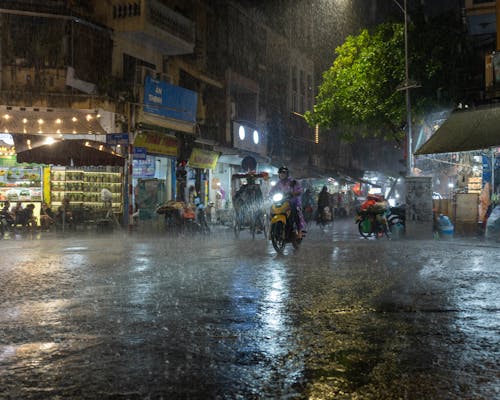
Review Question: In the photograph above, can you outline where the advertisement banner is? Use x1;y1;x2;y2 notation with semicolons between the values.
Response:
482;153;500;187
482;154;491;186
134;133;177;156
0;156;17;167
132;159;155;179
188;148;219;169
143;76;198;123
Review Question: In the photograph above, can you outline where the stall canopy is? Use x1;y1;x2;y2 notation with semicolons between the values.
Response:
16;138;125;166
415;104;500;155
0;106;106;135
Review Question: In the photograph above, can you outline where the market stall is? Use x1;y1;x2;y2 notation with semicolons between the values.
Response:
0;164;43;224
14;137;126;229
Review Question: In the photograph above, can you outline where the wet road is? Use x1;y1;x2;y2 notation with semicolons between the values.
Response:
0;220;499;399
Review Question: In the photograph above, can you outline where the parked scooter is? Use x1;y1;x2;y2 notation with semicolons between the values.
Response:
269;192;303;253
355;208;391;239
0;212;13;238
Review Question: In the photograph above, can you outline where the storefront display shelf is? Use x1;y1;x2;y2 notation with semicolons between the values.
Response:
50;166;123;212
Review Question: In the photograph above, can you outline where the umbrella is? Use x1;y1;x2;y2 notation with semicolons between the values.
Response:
16;139;125;166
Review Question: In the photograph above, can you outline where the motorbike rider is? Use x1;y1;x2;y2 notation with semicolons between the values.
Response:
270;166;306;238
317;185;331;222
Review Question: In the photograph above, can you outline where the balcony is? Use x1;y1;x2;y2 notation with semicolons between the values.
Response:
464;0;496;15
1;66;67;92
103;0;195;55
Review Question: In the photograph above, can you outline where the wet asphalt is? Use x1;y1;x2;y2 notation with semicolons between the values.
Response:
0;218;498;399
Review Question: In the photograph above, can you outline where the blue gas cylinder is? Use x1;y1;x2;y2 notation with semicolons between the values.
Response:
438;214;454;237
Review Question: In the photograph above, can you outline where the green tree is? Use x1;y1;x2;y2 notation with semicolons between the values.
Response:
305;16;468;142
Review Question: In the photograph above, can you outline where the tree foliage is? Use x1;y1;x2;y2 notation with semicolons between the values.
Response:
305;16;468;142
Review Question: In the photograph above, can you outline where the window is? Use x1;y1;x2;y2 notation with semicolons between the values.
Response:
307;74;313;110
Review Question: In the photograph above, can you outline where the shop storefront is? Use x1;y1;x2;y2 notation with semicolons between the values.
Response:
209;121;271;217
187;147;219;207
0;132;127;226
0;155;44;222
0;158;124;227
131;75;198;223
132;132;177;221
49;166;123;213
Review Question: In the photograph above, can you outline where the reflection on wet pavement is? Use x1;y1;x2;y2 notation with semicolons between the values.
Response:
0;221;498;399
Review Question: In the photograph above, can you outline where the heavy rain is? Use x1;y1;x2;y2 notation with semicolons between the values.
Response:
1;0;500;398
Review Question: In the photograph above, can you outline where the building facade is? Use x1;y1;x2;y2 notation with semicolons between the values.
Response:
0;0;328;225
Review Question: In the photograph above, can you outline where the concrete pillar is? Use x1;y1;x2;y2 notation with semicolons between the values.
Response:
497;0;500;52
405;176;433;238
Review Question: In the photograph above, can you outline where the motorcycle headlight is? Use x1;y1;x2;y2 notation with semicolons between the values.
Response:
272;193;284;202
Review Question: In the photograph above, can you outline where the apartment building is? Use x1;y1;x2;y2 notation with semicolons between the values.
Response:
0;0;318;220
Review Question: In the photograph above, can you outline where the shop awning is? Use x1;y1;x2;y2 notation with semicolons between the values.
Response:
415;105;500;155
16;139;125;166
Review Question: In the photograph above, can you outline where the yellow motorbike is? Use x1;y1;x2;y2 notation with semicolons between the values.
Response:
269;192;302;254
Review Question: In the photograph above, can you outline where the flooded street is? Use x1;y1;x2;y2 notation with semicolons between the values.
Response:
0;221;499;399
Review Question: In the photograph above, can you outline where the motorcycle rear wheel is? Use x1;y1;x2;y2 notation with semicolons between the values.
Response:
358;218;373;239
271;221;286;254
233;212;241;238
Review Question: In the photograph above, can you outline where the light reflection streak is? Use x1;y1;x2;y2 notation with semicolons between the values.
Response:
129;248;154;305
0;300;70;328
331;246;340;259
260;266;289;355
0;342;57;363
132;256;151;273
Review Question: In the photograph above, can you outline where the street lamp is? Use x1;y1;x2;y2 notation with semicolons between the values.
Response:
393;0;416;176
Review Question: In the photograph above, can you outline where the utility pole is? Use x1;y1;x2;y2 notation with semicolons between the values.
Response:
394;0;414;176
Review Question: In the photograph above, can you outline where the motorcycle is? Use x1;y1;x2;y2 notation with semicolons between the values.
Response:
387;204;405;235
0;211;14;238
196;203;211;234
156;201;203;235
269;192;303;253
355;209;391;239
316;205;333;228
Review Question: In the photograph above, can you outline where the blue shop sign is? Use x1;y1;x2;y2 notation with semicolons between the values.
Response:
143;76;197;123
106;133;129;145
482;153;500;186
133;146;147;160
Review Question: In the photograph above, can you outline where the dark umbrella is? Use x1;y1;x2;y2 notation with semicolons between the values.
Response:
16;139;125;166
